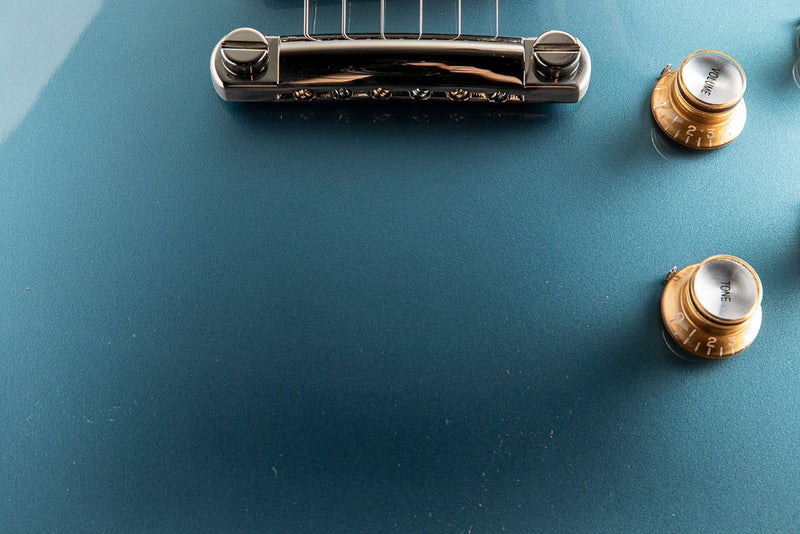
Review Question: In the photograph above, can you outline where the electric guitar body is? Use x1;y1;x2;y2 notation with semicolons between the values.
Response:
2;1;799;531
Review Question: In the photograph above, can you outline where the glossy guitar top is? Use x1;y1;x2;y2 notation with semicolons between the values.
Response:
2;1;800;532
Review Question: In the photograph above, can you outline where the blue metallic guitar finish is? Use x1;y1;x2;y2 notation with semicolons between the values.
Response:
2;2;800;532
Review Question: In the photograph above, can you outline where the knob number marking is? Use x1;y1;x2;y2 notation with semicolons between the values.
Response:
668;304;741;355
685;125;696;146
683;328;697;345
668;310;720;352
668;311;687;335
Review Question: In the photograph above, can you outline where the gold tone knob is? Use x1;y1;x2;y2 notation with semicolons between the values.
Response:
651;50;746;149
661;255;762;359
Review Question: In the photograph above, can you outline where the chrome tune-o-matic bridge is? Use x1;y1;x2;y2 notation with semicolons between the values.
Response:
211;1;590;103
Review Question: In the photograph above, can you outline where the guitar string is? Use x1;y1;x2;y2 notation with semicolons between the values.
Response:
419;0;424;39
307;0;500;40
381;0;386;39
303;0;320;41
455;0;462;39
342;1;353;39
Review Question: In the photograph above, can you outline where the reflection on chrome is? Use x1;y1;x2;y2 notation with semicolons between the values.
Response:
210;29;591;104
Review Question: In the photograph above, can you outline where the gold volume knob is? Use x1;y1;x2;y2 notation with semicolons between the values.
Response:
661;255;762;359
651;50;746;149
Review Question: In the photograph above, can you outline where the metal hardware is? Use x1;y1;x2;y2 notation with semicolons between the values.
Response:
210;2;590;104
332;88;353;100
666;266;677;282
448;89;470;101
532;31;581;79
371;88;393;100
410;88;432;101
293;89;314;101
651;50;747;149
661;255;762;359
219;28;269;79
